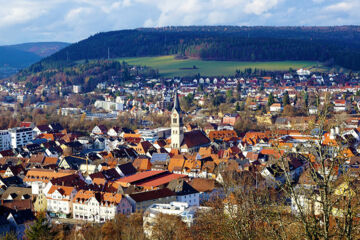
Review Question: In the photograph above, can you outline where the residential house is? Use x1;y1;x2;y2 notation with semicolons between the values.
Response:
46;185;77;218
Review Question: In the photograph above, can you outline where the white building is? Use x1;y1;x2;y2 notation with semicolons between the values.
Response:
9;127;34;148
73;85;82;93
297;69;311;76
0;130;11;151
72;190;132;223
94;100;123;112
138;128;171;143
46;185;77;218
269;103;283;113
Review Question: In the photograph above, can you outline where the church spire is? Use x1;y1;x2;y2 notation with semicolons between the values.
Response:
173;90;181;112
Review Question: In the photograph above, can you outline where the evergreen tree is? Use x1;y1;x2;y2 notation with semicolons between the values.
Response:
235;102;240;111
25;213;56;240
267;92;275;107
282;91;290;106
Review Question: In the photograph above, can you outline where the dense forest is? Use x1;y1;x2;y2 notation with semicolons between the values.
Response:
44;26;360;70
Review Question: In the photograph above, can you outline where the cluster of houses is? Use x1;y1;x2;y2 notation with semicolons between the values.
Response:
1;91;360;238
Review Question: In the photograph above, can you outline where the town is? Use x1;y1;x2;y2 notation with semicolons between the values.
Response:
0;64;360;239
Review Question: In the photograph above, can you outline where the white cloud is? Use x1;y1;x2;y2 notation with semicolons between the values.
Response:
0;0;359;44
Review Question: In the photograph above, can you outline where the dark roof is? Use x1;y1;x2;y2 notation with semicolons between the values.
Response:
90;168;121;181
0;150;15;157
122;127;134;134
129;188;175;202
7;209;35;225
0;176;23;187
50;174;93;190
62;156;87;169
49;123;64;132
36;125;51;132
117;163;137;176
97;125;108;133
112;148;138;159
182;130;210;148
26;144;44;154
167;179;198;196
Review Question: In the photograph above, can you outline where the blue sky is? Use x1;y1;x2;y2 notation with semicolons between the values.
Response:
0;0;359;45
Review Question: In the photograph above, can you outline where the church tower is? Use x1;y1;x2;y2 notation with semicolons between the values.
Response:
171;91;184;149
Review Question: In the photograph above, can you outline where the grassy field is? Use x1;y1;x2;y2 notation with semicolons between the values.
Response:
116;55;322;77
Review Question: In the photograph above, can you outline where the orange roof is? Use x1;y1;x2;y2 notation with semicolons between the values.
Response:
48;185;74;196
322;133;338;146
123;133;141;138
24;169;76;183
133;158;152;171
102;192;122;204
73;190;95;201
43;157;58;165
39;133;54;141
168;157;185;172
208;130;237;141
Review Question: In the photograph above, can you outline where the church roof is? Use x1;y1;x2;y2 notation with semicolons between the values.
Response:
173;91;181;113
182;130;210;148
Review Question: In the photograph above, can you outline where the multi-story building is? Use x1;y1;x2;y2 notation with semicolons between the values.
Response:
72;190;132;222
46;185;77;218
9;127;34;148
0;130;11;151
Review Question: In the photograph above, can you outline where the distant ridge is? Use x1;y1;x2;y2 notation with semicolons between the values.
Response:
43;26;360;70
0;42;69;78
6;42;70;57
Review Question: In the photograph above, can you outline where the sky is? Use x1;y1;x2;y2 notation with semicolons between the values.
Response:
0;0;359;45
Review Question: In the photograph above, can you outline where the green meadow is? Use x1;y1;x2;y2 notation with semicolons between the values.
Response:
116;55;321;77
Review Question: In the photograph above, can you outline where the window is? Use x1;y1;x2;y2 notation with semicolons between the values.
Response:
173;118;177;124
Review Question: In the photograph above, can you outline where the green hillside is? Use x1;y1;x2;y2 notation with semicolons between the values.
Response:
44;26;360;70
116;55;320;77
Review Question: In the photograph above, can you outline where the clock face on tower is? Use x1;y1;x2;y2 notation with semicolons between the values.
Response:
173;113;177;118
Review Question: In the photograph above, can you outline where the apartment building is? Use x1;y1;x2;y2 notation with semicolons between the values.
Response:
46;185;77;218
72;190;132;223
9;127;34;148
0;130;11;151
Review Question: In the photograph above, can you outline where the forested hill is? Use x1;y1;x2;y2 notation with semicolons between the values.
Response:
44;26;360;70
